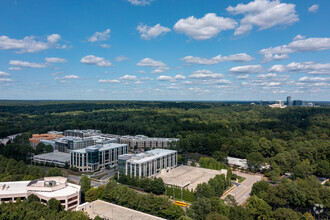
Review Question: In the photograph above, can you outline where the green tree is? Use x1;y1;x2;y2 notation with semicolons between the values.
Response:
273;208;301;220
165;204;185;220
212;151;228;163
80;176;92;193
187;197;212;220
46;167;62;177
251;180;269;196
47;198;62;212
206;212;229;220
195;183;215;198
293;160;312;179
27;194;40;203
246;152;265;172
245;195;272;219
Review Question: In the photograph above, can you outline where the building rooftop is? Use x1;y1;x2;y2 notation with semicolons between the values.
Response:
157;165;227;190
0;181;30;196
33;151;70;163
77;200;165;220
119;149;176;164
71;143;127;153
120;135;179;141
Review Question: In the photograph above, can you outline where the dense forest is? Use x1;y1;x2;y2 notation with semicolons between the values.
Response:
0;101;329;218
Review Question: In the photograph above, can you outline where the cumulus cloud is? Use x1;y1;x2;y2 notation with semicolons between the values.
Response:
236;74;249;79
229;65;264;74
115;55;129;62
0;71;10;77
98;79;120;83
173;13;237;40
119;75;138;80
175;75;186;80
269;62;330;75
260;36;330;62
308;4;319;13
8;67;21;70
45;57;67;63
227;0;298;35
0;34;65;53
182;53;254;65
81;55;112;67
157;75;172;81
9;60;47;68
100;44;110;49
88;29;110;42
137;24;171;40
298;76;329;82
189;70;224;79
0;78;12;82
137;58;169;73
55;75;80;81
128;0;153;6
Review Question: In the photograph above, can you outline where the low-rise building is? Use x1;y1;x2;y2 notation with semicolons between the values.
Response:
29;133;64;148
70;143;128;172
118;149;177;178
64;129;102;138
55;137;96;153
119;135;179;151
227;156;248;169
0;177;80;210
33;151;70;167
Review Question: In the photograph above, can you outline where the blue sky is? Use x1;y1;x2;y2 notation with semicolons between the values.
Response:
0;0;329;101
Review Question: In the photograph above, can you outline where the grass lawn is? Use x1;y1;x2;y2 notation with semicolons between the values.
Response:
237;176;246;183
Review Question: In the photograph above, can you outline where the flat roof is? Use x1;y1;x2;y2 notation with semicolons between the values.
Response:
157;165;227;190
119;149;176;164
81;200;165;220
36;183;80;198
33;151;70;163
71;143;127;153
0;181;30;196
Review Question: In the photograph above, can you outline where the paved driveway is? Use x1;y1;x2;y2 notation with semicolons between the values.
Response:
225;171;263;205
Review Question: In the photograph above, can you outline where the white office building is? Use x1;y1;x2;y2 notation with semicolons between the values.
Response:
55;137;96;153
70;143;128;172
119;135;179;151
0;177;80;211
118;149;177;178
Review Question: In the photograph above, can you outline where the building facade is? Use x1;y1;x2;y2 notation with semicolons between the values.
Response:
0;177;80;211
70;143;128;172
286;96;292;107
29;133;64;148
64;129;102;138
55;137;96;153
119;135;179;151
118;149;177;178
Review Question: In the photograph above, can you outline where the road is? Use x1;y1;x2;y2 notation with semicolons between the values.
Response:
225;171;263;205
67;175;101;187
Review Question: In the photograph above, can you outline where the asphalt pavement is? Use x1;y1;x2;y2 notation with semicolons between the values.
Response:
225;171;263;205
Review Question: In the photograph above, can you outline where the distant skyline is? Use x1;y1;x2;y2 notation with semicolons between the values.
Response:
0;0;329;101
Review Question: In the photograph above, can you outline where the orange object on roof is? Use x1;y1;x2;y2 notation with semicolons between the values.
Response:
29;133;63;144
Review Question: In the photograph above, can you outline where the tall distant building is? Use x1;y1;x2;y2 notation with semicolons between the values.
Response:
287;96;292;107
293;100;304;106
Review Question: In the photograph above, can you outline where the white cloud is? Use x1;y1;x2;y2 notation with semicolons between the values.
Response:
236;74;249;79
157;75;172;81
189;70;224;79
173;13;237;40
257;73;278;79
9;60;47;68
45;57;67;63
62;75;80;79
0;71;10;77
119;75;138;80
0;34;65;53
81;55;112;67
136;70;147;74
260;37;330;62
298;76;329;82
137;24;171;40
8;67;21;70
182;53;254;65
88;29;110;42
115;55;129;62
151;66;170;74
293;34;306;41
229;65;264;74
269;62;330;75
175;75;186;80
227;0;298;35
47;34;61;43
137;58;167;67
128;0;153;6
99;79;120;83
100;44;110;49
0;78;12;82
137;58;169;73
262;54;289;63
308;4;319;13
